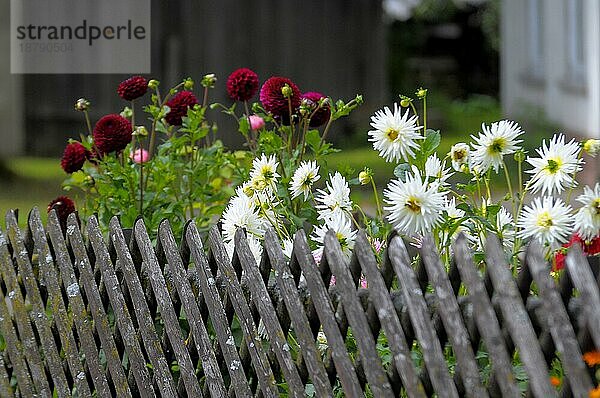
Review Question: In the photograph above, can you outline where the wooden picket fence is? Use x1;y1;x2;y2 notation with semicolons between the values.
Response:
0;207;599;397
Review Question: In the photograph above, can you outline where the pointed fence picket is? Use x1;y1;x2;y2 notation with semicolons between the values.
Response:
0;207;598;397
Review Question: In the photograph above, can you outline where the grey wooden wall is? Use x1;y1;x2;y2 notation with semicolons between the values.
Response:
21;0;386;156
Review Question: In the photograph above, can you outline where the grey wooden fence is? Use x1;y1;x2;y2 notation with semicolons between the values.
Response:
0;207;599;397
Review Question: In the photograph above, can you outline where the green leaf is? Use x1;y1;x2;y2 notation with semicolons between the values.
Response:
305;129;321;152
393;163;411;181
421;129;441;156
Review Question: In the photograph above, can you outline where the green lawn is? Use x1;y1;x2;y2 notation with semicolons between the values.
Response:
0;157;65;227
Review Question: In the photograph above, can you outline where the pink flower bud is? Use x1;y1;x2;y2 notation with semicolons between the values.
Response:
249;115;265;131
130;148;149;164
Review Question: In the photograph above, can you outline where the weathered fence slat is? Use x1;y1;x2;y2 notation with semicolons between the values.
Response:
353;231;426;397
28;209;92;397
389;236;460;397
108;217;179;396
0;227;39;397
420;235;488;397
263;228;334;397
186;222;253;398
526;241;593;396
234;229;306;396
5;211;71;396
2;209;600;397
67;215;133;397
0;273;34;397
452;235;521;397
292;230;363;396
207;226;279;398
323;231;394;397
46;211;112;396
484;234;556;398
134;219;203;397
88;217;156;397
566;244;600;349
158;220;228;397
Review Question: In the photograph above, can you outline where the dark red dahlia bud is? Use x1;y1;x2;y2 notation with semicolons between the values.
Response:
47;196;76;232
61;142;90;173
301;92;331;127
117;76;148;101
227;68;259;101
93;114;132;155
165;90;198;126
259;76;301;125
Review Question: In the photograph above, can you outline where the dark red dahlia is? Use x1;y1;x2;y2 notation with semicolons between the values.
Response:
301;91;331;127
47;196;76;232
259;76;301;124
61;142;89;173
227;68;259;101
165;91;198;126
93;114;132;155
117;76;148;101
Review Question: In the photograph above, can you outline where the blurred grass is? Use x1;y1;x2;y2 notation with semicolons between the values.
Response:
0;157;65;227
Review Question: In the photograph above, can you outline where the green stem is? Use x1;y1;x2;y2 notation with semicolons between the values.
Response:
139;141;144;216
244;101;256;153
319;115;333;147
370;178;383;220
566;149;584;203
130;100;137;156
501;159;516;215
422;96;427;134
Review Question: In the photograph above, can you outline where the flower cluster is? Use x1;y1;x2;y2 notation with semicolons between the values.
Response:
59;69;362;243
368;90;599;267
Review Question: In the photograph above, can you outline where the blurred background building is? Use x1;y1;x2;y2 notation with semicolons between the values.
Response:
501;0;599;140
3;0;598;159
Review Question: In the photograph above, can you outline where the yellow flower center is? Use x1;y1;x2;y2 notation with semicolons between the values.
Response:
452;149;466;161
405;197;422;213
593;199;600;215
545;158;562;174
488;138;506;154
536;212;553;228
336;232;347;247
386;128;399;141
261;167;274;180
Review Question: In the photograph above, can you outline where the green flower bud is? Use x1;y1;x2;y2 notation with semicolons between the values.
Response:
183;78;194;91
133;126;149;137
359;168;372;185
147;79;160;90
120;107;133;118
514;149;525;162
416;88;428;99
201;73;217;88
400;98;411;107
74;98;90;112
281;84;293;98
583;139;600;157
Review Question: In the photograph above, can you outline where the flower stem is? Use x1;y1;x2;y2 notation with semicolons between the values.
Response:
130;100;137;155
371;178;383;220
244;101;256;153
139;141;144;216
501;159;516;215
566;148;584;203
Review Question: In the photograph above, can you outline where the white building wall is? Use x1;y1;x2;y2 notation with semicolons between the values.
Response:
502;0;600;139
